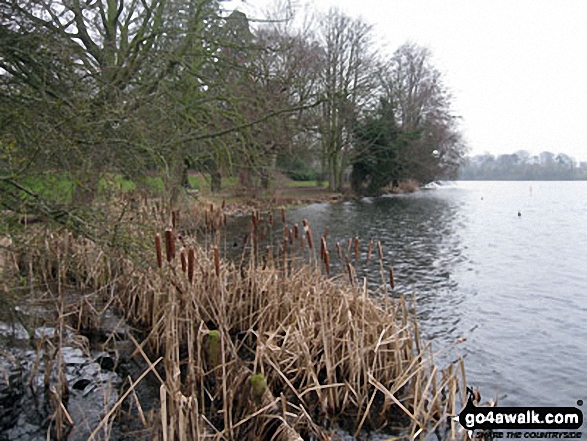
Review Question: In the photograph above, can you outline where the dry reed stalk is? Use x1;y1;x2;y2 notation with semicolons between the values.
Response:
188;247;195;283
155;234;163;269
336;242;342;260
213;246;220;277
377;240;383;260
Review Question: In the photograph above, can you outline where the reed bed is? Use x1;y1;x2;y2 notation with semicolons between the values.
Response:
4;199;467;440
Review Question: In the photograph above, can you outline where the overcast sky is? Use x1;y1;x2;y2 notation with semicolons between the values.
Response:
230;0;587;161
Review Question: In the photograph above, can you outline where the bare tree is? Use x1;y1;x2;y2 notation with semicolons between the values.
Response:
380;42;466;182
317;8;377;191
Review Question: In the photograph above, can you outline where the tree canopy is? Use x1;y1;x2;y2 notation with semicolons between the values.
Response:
1;1;468;229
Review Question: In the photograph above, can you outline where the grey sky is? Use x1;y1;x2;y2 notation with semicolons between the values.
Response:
230;0;587;161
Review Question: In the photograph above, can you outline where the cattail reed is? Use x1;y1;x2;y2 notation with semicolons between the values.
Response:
213;246;220;277
180;248;187;273
221;197;226;209
293;223;299;239
388;267;395;290
324;249;331;276
164;229;175;262
354;236;359;260
155;234;163;269
171;210;178;229
301;235;306;251
188;247;195;283
223;213;227;227
281;207;286;224
306;225;313;249
377;240;383;260
368;239;374;260
288;228;294;245
323;226;329;237
336;242;342;260
345;255;354;285
269;211;274;227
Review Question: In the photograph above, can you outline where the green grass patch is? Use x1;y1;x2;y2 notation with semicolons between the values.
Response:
283;180;325;188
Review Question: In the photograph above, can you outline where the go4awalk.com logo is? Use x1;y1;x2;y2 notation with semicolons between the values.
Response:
456;388;583;439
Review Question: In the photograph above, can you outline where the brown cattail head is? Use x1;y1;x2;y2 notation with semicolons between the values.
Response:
293;223;299;239
388;266;396;290
222;197;226;209
354;236;359;260
336;242;343;260
213;246;220;277
346;260;354;285
180;248;187;273
320;236;327;261
171;210;179;229
210;203;214;214
164;229;175;262
323;226;329;237
301;235;306;251
223;213;227;227
377;241;383;260
306;226;314;249
284;225;289;240
302;218;308;227
269;211;274;227
281;207;286;224
368;239;374;260
288;228;294;245
188;247;195;283
324;250;331;276
155;234;163;269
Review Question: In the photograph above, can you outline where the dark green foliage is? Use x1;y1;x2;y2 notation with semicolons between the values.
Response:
277;155;320;182
351;100;400;196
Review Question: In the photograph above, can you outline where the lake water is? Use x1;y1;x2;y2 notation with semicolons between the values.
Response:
286;181;587;408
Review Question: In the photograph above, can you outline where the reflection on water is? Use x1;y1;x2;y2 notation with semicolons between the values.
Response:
284;181;587;408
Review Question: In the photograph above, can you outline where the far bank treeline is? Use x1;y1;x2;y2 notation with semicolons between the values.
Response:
0;0;467;217
460;151;587;180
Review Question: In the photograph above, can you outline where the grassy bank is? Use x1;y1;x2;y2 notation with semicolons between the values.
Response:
1;198;466;440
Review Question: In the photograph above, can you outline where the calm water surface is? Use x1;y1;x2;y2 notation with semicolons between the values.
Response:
286;181;587;407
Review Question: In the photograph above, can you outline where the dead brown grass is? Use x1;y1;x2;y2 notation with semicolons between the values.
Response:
3;198;467;440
